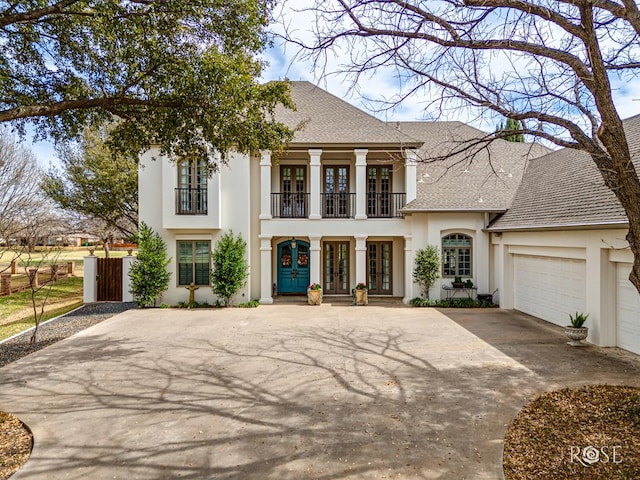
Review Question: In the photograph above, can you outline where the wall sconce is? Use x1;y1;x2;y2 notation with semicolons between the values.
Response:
290;237;297;249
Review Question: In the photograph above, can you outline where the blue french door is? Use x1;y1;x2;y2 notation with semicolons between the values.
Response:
277;240;310;294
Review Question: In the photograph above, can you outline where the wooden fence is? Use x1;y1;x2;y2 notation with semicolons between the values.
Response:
0;262;75;297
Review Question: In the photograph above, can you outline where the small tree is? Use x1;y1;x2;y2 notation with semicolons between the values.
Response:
129;222;171;308
211;231;248;306
413;246;440;299
23;248;63;344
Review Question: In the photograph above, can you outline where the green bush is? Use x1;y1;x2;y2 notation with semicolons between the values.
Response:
237;299;260;308
413;245;440;299
410;297;496;308
128;222;171;307
210;231;248;306
410;297;435;307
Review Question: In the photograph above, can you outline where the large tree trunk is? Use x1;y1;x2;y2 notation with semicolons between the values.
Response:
593;124;640;295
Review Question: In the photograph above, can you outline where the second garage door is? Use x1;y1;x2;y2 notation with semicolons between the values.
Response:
616;263;640;355
514;255;586;327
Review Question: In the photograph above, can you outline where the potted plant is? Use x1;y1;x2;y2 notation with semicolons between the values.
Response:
452;276;465;288
307;282;322;305
464;279;474;288
354;282;368;306
565;312;589;346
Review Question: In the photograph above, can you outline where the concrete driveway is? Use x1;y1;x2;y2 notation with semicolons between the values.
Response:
1;305;639;479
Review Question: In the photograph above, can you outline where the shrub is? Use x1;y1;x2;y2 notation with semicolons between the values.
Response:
210;231;248;306
410;297;496;308
237;299;260;308
128;222;171;307
413;245;440;299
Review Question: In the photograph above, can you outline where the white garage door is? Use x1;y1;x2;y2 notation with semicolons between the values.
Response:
514;255;586;327
616;263;640;355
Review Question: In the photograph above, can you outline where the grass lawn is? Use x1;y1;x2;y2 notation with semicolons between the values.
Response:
0;276;84;341
0;247;133;267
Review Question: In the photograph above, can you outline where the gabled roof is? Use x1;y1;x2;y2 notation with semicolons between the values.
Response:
488;114;640;231
398;122;551;212
275;81;420;147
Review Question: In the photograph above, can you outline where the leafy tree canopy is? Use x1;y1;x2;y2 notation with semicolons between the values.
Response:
0;0;294;166
42;126;138;238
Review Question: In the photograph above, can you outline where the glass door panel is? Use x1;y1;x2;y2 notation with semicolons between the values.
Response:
324;243;335;293
324;166;349;217
367;241;392;294
324;241;350;294
281;166;306;217
367;166;392;217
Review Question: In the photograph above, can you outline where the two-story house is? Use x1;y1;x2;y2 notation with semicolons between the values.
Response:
139;81;548;305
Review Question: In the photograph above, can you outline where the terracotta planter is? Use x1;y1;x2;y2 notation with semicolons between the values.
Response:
452;282;465;288
565;326;588;346
307;288;322;305
355;289;368;306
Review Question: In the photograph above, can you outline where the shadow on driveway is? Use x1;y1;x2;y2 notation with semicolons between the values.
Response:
1;306;639;479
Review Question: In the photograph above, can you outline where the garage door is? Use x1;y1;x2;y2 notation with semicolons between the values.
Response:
616;263;640;355
514;255;586;327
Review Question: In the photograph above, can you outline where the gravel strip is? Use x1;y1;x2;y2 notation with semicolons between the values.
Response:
0;302;135;369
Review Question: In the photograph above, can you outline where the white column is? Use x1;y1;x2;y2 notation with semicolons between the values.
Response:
309;235;322;286
585;242;615;347
405;148;418;204
259;235;273;304
309;149;322;219
260;150;272;220
355;235;368;285
83;255;98;303
355;149;368;220
122;255;135;302
403;235;414;304
498;242;513;308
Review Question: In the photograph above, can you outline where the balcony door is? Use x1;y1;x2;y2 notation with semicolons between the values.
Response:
367;241;392;295
323;241;349;294
177;158;207;214
367;166;392;217
323;166;350;218
281;166;307;217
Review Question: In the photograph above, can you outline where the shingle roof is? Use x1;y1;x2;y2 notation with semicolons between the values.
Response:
275;81;420;146
398;122;551;212
489;114;640;231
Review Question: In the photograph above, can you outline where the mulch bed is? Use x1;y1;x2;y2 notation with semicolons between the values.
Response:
504;384;640;479
0;412;32;480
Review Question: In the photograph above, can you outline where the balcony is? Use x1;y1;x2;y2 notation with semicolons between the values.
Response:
175;188;208;215
367;193;406;218
271;193;310;218
321;193;356;218
269;192;406;219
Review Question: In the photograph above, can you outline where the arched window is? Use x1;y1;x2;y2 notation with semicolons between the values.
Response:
176;158;208;214
442;233;472;277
